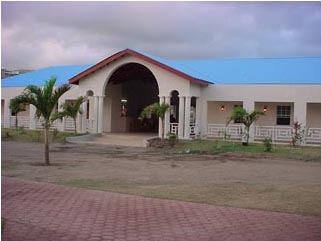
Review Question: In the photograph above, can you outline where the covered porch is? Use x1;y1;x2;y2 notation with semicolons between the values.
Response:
206;101;321;145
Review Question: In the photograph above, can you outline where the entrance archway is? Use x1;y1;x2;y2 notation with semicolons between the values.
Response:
104;63;159;133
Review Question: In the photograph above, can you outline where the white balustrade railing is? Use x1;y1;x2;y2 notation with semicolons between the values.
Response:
170;122;178;135
255;126;321;144
86;119;95;132
35;117;59;130
255;126;292;142
65;118;76;131
189;123;199;139
10;116;30;128
306;128;321;144
207;124;243;139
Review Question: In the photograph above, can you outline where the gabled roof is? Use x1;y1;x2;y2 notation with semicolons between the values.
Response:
69;48;211;85
1;65;91;87
69;48;321;85
2;49;321;88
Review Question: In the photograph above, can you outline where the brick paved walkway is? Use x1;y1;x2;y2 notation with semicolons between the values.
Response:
2;177;321;241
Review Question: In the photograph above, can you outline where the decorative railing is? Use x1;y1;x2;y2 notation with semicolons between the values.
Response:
306;128;321;144
255;126;321;144
170;122;178;135
86;119;95;132
255;126;292;142
35;118;59;130
189;123;199;139
65;118;76;131
207;124;243;140
10;116;30;128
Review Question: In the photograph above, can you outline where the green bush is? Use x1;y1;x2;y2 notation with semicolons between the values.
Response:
167;132;177;148
263;137;272;152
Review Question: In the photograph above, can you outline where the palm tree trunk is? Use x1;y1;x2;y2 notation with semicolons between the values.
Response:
74;118;77;135
245;126;250;146
161;117;165;140
15;116;18;129
44;124;50;165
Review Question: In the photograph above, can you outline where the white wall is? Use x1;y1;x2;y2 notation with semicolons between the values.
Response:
77;55;192;97
200;84;321;135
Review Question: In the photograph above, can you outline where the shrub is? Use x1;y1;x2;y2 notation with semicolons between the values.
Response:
263;137;272;152
167;132;177;148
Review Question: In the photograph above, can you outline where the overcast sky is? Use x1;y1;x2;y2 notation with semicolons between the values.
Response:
2;1;321;70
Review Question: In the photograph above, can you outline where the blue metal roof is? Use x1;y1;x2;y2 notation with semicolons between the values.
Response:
1;65;92;87
2;50;321;87
132;49;321;84
171;57;321;84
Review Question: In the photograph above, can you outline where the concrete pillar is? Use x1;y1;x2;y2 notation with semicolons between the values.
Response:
93;96;99;133
195;97;201;137
164;96;171;137
81;101;87;133
4;99;11;128
97;96;105;133
159;96;165;138
178;96;185;139
294;101;307;127
29;104;36;130
243;100;255;142
184;96;191;139
57;99;65;132
201;98;208;139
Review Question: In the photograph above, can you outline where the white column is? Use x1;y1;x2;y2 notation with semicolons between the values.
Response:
294;101;307;127
97;96;105;133
4;99;11;128
29;104;36;130
81;101;87;133
178;96;185;139
57;99;65;132
201;98;208;139
159;96;165;138
195;97;201;137
184;96;191;139
164;96;171;137
93;96;99;133
243;100;255;142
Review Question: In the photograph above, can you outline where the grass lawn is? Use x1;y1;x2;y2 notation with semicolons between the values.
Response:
179;139;321;162
2;129;321;217
1;128;82;143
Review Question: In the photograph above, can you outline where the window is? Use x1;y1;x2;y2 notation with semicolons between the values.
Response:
233;104;243;124
277;105;291;125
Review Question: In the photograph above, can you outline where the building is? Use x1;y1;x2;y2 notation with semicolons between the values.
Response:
1;68;32;79
1;48;321;144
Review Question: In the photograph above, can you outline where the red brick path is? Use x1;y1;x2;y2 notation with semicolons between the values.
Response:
2;177;321;241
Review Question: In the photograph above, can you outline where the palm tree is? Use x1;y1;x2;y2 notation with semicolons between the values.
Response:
13;77;71;165
52;96;85;135
9;99;26;128
228;107;264;145
140;102;170;140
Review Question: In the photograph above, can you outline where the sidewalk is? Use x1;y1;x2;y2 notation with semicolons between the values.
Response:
2;177;321;241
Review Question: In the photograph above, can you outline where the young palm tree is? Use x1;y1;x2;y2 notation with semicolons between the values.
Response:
9;99;26;128
13;77;71;165
52;96;85;135
228;107;264;145
140;102;170;140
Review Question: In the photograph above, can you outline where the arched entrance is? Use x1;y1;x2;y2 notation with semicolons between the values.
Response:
104;63;159;133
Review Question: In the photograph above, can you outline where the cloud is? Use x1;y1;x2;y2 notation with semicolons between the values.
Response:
1;1;321;69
